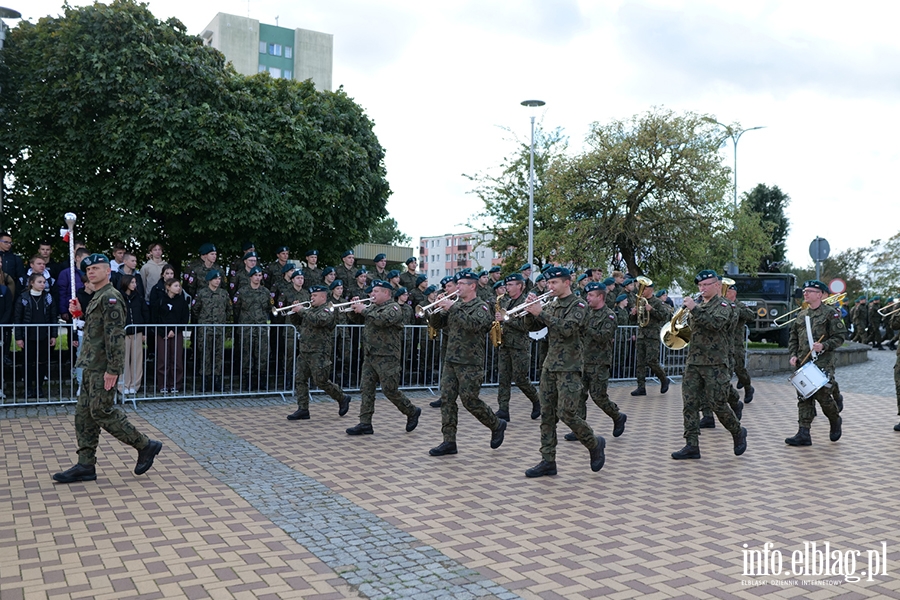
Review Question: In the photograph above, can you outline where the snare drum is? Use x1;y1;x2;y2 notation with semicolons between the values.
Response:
789;362;829;399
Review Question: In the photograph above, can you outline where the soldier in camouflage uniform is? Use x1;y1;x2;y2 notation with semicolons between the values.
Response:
522;267;606;477
369;253;389;284
229;251;258;295
428;276;458;408
850;297;868;343
784;280;847;446
191;269;232;391
488;265;502;285
630;281;673;396
520;263;534;295
671;270;747;460
890;308;900;431
869;297;885;349
233;266;272;391
264;246;291;290
603;278;617;310
183;243;220;298
564;282;626;441
334;250;357;289
302;250;323;290
398;257;419;291
476;271;494;303
493;273;541;422
287;285;351;421
52;254;162;483
428;272;506;456
345;280;421;435
725;284;756;402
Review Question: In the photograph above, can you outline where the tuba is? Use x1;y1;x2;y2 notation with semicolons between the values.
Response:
721;277;735;297
660;294;699;350
635;276;652;327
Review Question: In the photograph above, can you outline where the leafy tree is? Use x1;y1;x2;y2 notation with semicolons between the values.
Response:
0;0;389;269
367;216;411;246
785;244;872;302
742;184;791;270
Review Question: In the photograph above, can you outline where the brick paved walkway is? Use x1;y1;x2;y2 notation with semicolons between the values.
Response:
3;349;900;599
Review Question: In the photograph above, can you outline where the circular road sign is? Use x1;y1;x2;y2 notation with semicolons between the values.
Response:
809;237;830;262
829;278;846;294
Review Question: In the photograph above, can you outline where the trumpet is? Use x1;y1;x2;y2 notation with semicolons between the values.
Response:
772;292;846;327
878;299;900;317
328;297;373;313
415;290;459;318
499;291;555;320
272;300;312;315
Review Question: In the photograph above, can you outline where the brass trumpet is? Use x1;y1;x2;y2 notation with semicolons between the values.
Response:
499;291;555;320
328;297;373;313
878;299;900;317
415;290;459;318
271;300;312;315
772;292;846;327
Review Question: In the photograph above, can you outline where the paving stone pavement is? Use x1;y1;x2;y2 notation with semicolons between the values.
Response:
3;347;900;599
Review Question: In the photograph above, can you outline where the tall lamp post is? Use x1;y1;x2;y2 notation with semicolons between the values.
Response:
704;117;765;271
521;99;545;281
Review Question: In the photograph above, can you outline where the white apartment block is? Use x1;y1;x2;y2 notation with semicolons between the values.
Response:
418;231;503;284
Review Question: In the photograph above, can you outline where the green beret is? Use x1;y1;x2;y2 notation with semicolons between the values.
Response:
242;251;258;261
81;253;110;269
695;269;718;284
802;280;829;294
205;269;221;281
615;293;628;303
585;282;605;294
372;280;392;290
544;266;571;280
492;280;505;290
199;243;216;255
248;266;263;276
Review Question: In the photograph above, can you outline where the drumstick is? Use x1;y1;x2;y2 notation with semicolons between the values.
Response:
800;334;826;365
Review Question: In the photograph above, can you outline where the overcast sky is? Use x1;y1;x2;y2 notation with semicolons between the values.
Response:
14;0;900;270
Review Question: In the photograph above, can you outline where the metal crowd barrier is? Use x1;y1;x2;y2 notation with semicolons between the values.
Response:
0;323;79;407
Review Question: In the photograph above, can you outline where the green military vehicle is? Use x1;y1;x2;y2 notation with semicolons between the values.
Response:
732;273;798;347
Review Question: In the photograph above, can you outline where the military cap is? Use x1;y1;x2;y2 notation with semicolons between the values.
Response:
615;293;628;303
309;285;328;294
241;241;255;252
374;253;387;262
544;266;571;281
305;249;318;257
423;285;438;296
541;263;553;273
535;274;545;282
242;251;258;261
603;277;616;286
460;267;473;274
291;270;305;280
478;270;488;278
394;286;408;298
505;273;525;284
440;276;453;287
492;280;506;290
457;271;479;282
386;269;400;279
655;288;667;297
372;280;392;290
694;269;718;284
248;266;263;276
872;296;882;302
576;273;588;283
281;262;296;274
276;245;290;253
329;279;343;290
623;277;635;286
205;269;222;282
80;253;110;270
519;263;533;272
584;281;605;294
199;243;216;255
342;250;354;258
354;268;368;278
488;266;501;274
415;274;428;286
405;256;417;265
322;266;335;277
364;285;374;294
802;280;829;293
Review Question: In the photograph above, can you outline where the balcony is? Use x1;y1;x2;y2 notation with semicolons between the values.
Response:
456;244;468;251
456;259;468;267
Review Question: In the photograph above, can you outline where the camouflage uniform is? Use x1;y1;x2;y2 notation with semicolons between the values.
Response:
579;304;621;421
295;303;346;410
334;264;357;289
233;285;272;383
496;293;540;415
229;268;252;295
731;299;755;391
851;302;868;343
525;293;600;462
399;270;419;292
183;259;220;298
303;266;324;290
891;311;900;418
788;303;846;428
264;261;290;290
75;283;150;466
191;285;232;382
868;302;884;347
681;295;742;446
351;301;418;424
476;283;494;304
634;295;671;389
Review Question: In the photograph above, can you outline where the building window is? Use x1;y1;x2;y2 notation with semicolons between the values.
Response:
283;70;292;79
285;46;293;59
258;64;267;73
268;43;282;56
269;67;281;78
259;41;267;54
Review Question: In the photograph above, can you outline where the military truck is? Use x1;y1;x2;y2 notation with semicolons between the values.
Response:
731;273;798;347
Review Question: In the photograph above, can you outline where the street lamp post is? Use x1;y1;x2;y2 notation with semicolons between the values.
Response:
521;100;545;281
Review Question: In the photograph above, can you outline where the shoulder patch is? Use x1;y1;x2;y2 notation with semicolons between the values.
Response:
392;305;399;311
608;313;616;320
720;302;728;307
577;302;586;308
108;298;117;304
481;305;489;311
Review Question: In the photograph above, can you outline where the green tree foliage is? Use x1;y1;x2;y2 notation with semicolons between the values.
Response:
785;245;871;302
742;183;791;270
0;0;389;268
367;216;411;245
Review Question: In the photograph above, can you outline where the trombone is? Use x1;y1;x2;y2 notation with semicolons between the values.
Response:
271;300;312;315
878;299;900;317
328;297;373;313
415;290;459;318
499;291;555;320
771;292;846;327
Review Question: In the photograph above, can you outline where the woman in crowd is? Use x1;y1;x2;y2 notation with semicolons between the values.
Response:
14;273;57;399
118;274;149;395
152;278;189;393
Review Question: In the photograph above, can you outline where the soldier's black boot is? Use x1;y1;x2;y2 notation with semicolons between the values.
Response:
894;422;900;432
428;441;458;456
564;431;578;441
734;400;744;421
52;463;97;483
525;460;557;477
495;408;510;422
630;387;646;396
671;444;701;460
736;381;744;389
744;385;754;403
135;440;162;475
589;436;606;472
287;408;310;420
346;423;374;435
660;378;671;394
785;427;812;446
698;415;716;428
733;426;748;456
338;394;351;417
490;419;507;449
406;407;421;432
530;399;541;420
612;413;627;438
429;398;442;408
834;393;844;413
829;416;842;442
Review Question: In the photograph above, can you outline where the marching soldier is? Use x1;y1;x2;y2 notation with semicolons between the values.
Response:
428;272;506;456
523;267;606;477
890;306;900;431
287;285;352;421
784;280;846;447
672;270;747;460
233;266;272;391
428;275;458;408
493;273;541;422
725;283;755;402
345;281;421;435
630;280;672;396
191;269;232;391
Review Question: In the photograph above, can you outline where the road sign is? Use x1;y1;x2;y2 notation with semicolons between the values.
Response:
829;278;846;294
809;237;830;262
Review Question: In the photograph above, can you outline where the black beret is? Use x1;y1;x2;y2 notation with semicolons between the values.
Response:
504;273;525;283
309;285;328;294
456;271;479;282
199;243;216;255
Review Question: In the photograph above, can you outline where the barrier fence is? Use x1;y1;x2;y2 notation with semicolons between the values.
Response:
0;323;744;408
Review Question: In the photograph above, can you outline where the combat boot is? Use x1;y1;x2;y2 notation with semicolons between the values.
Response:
671;444;701;460
135;440;162;475
834;393;844;413
698;415;716;428
744;385;755;403
525;460;557;477
52;463;97;483
490;419;507;449
589;436;606;472
630;387;646;396
346;423;374;435
733;426;748;456
429;441;458;456
406;407;421;432
287;408;310;420
495;408;510;422
785;427;812;446
429;398;442;408
736;381;744;389
612;413;627;438
829;416;842;442
734;401;744;421
564;431;578;441
530;399;541;420
660;378;671;394
893;422;900;432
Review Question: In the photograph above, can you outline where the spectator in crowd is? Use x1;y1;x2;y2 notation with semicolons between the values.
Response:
57;248;90;320
118;274;149;396
37;241;64;281
21;255;55;295
0;232;25;286
140;242;166;302
153;278;189;393
109;242;126;272
15;273;58;398
111;252;145;301
149;264;177;324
